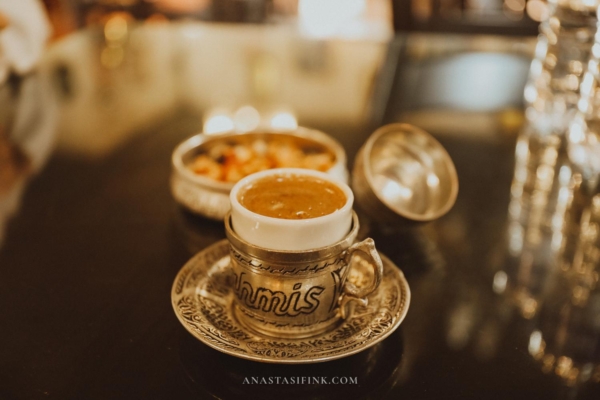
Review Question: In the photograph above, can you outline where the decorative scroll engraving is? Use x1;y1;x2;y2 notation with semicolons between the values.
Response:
171;240;410;364
328;265;348;312
246;341;311;358
231;247;345;276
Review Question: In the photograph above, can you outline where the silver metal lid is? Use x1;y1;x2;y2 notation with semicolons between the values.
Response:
352;123;459;225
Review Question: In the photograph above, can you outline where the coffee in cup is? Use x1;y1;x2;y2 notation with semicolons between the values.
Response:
238;173;346;220
229;168;353;251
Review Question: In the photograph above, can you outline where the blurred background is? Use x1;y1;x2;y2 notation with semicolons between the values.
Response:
3;0;545;158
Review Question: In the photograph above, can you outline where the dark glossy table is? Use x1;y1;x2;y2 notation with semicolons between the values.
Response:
1;28;600;400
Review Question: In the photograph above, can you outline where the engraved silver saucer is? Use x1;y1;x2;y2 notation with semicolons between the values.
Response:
171;239;411;364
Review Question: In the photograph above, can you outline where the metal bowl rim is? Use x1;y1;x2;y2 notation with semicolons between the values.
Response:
171;127;347;192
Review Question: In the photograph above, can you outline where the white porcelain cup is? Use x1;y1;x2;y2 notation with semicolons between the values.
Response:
229;168;354;251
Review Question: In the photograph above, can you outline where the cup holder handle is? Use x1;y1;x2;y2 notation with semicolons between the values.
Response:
338;238;383;319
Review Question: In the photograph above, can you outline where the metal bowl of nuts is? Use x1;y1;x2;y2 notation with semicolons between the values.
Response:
171;128;349;220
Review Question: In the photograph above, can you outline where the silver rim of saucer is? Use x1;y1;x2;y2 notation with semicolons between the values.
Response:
171;239;411;364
